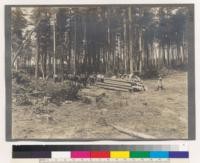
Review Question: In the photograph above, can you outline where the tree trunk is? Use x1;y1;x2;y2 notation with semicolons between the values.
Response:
107;8;111;73
73;16;77;75
53;16;56;79
123;15;128;73
139;30;143;73
47;50;51;77
43;48;47;78
128;6;134;74
35;42;40;79
60;46;64;81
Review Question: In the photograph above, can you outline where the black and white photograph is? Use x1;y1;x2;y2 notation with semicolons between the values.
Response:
6;4;194;140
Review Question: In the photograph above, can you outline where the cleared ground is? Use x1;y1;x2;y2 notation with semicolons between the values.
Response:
12;71;188;140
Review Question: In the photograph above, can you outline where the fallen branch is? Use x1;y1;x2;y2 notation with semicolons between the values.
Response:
110;124;156;139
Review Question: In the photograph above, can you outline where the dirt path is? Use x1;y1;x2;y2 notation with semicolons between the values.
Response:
12;71;188;140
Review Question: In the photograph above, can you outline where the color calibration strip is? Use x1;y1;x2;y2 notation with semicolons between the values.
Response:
13;151;189;159
68;151;188;159
12;145;188;159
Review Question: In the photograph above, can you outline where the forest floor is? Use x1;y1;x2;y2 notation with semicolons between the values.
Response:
12;71;188;140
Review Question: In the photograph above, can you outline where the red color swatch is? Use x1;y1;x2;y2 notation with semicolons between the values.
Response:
90;151;110;158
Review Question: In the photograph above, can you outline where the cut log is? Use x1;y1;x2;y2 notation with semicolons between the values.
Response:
105;78;132;84
96;82;131;90
96;85;128;92
95;78;132;92
104;81;131;87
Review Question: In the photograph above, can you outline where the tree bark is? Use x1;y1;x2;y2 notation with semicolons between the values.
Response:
53;15;57;79
139;30;142;72
128;6;134;74
35;42;40;79
123;14;128;73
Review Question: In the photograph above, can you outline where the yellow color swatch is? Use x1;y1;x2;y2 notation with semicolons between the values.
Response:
110;151;130;158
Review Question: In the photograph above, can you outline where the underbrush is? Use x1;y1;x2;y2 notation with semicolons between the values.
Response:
141;66;170;79
12;71;81;106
